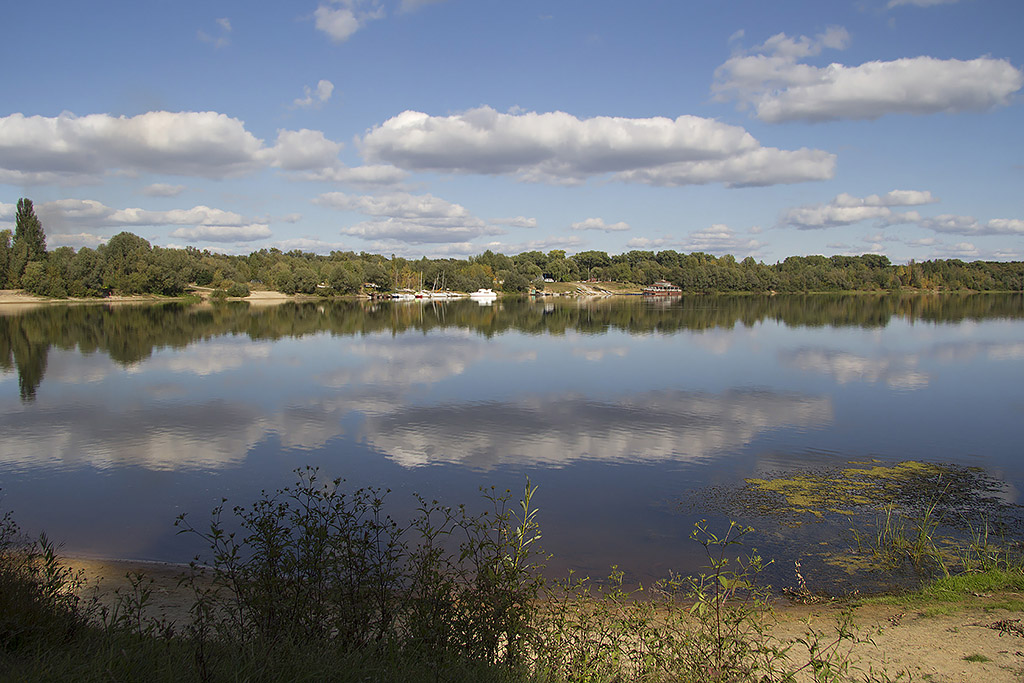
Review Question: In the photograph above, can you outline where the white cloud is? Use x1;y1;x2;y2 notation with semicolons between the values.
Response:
267;128;343;170
0;201;14;220
624;237;675;250
37;199;249;229
714;30;1023;122
360;106;835;187
933;241;981;258
314;1;384;42
493;216;537;229
170;224;272;242
272;237;350;253
780;190;938;229
293;79;335;108
613;146;835;187
35;198;279;244
476;235;584;256
339;219;496;244
316;191;504;245
316;191;472;220
682;224;763;256
919;214;1024;236
47;232;108;249
305;163;409;186
0;111;347;184
571;217;631;232
0;111;264;182
142;183;186;197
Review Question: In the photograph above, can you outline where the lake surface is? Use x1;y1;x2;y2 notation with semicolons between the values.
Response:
1;294;1023;590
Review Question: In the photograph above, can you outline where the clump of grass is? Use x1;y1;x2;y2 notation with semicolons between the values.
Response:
0;510;92;656
962;653;991;663
852;499;949;577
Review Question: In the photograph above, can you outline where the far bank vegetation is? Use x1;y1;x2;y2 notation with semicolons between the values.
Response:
3;197;1022;300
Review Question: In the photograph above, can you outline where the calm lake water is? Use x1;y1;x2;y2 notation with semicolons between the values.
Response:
2;294;1023;590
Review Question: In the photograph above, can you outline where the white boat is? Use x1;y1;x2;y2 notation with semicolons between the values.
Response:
469;288;497;299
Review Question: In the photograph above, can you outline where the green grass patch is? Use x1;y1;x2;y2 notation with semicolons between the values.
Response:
962;653;991;663
860;568;1024;608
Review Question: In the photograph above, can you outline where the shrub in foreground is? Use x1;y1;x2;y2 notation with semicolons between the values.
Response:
1;475;919;681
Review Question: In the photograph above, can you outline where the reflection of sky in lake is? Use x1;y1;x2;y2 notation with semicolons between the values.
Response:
1;300;1023;583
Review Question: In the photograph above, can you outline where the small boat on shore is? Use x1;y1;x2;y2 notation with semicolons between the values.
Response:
642;280;682;296
469;288;497;299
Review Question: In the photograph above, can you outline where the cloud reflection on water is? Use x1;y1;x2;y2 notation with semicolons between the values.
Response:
358;390;833;470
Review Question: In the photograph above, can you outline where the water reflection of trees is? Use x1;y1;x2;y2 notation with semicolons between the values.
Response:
1;293;1022;401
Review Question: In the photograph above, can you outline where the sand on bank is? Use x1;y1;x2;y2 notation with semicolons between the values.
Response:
64;557;1024;681
0;288;327;309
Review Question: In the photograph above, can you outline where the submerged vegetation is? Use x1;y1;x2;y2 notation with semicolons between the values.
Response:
723;460;1024;595
3;196;1023;300
0;472;935;682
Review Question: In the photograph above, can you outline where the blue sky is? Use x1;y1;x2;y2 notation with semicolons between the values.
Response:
1;0;1022;264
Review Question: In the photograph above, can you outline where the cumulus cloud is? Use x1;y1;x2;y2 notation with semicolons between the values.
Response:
142;183;186;197
571;217;631;232
933;241;981;258
780;190;938;229
314;1;384;42
293;80;335;108
493;216;537;229
272;237;350;253
37;199;248;229
919;215;1024;236
360;106;835;187
682;224;763;256
784;192;1024;247
170;224;272;242
304;163;409;186
0;111;346;184
714;29;1023;122
267;128;344;170
47;232;108;249
35;198;274;244
0;111;262;182
624;237;676;250
316;191;504;245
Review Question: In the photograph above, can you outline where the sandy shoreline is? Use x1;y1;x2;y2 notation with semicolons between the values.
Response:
63;556;1024;681
0;288;312;307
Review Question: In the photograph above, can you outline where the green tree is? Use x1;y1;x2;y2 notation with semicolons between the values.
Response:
101;232;154;294
15;198;47;261
0;229;11;287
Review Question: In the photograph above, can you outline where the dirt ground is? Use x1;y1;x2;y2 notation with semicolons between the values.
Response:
64;557;1024;681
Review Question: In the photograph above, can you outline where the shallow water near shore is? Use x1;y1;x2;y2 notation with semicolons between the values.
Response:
2;293;1023;592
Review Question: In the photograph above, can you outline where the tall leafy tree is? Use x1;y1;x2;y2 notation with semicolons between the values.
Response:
15;198;46;261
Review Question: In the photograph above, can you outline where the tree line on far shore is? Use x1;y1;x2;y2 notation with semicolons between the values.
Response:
2;197;1023;299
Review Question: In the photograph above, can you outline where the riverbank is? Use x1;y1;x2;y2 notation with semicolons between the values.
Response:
63;556;1024;681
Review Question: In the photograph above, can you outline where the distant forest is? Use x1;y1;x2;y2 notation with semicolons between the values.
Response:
3;198;1023;298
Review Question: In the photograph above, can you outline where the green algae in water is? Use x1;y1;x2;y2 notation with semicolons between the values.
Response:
738;460;1007;527
699;460;1024;596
